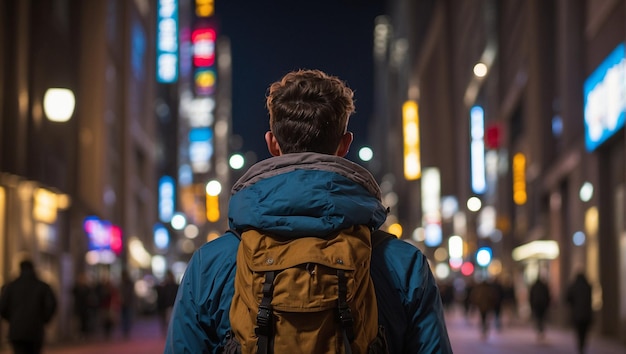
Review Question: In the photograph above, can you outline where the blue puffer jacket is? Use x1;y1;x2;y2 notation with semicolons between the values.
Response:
164;153;452;354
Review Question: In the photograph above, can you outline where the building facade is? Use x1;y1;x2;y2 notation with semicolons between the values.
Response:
0;0;158;342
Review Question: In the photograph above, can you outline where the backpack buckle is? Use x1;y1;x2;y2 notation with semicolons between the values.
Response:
338;306;354;328
255;305;272;336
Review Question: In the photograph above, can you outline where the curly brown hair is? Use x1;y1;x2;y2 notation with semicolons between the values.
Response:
266;69;355;154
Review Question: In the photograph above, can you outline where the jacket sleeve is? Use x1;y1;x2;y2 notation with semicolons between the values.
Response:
372;238;453;354
164;234;239;354
412;256;452;353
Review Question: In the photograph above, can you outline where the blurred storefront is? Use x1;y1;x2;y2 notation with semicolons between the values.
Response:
0;173;71;343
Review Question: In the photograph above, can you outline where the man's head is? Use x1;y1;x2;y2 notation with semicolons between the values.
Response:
265;69;355;156
19;259;34;273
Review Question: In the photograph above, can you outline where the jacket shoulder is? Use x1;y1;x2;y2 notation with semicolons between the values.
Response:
195;232;240;259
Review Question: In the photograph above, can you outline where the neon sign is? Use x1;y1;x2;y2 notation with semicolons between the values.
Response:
83;216;123;255
192;28;216;67
156;0;179;83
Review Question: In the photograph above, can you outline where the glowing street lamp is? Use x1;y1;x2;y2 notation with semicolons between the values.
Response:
358;146;373;162
43;88;75;122
229;153;245;169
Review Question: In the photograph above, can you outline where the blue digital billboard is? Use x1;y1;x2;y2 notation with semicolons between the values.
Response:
583;43;626;151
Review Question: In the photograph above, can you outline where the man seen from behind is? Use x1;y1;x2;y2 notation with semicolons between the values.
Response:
0;259;57;354
165;69;452;353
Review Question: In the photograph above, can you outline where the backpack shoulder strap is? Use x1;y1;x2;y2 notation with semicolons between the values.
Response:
371;229;395;249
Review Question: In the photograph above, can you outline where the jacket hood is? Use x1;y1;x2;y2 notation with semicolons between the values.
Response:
228;153;387;238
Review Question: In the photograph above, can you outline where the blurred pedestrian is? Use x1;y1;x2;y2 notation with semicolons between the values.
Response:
470;279;496;340
529;276;551;341
490;277;504;331
71;271;98;340
0;259;57;354
438;280;455;312
566;272;593;354
501;276;518;326
96;273;120;339
119;270;136;339
156;270;179;336
462;278;475;321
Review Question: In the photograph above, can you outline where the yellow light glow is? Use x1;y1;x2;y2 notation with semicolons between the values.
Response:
434;247;448;262
195;0;214;17
195;70;216;88
207;231;220;243
56;193;71;209
488;259;502;276
584;207;599;237
206;194;219;222
128;237;152;268
388;223;403;238
512;240;559;261
33;188;58;223
512;153;527;205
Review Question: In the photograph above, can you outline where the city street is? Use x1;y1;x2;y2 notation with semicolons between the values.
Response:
2;308;625;353
445;308;625;354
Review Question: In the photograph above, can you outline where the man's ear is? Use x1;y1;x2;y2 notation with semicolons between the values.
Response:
335;132;353;157
265;131;282;156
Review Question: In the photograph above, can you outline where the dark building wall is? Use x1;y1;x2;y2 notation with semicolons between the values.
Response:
0;0;31;176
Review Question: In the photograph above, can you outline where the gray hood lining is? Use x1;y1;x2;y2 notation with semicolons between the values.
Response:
231;153;382;200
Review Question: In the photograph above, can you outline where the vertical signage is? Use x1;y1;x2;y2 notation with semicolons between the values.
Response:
158;176;176;222
470;106;486;194
188;1;218;174
512;153;527;205
192;27;217;96
402;100;421;180
421;168;442;247
157;0;179;83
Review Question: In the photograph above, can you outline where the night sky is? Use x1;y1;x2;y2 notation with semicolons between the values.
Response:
214;0;387;163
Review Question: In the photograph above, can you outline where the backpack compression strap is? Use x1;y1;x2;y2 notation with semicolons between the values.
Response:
256;271;275;354
337;269;354;354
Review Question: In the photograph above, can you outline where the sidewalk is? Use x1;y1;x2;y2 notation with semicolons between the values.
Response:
2;310;624;353
446;307;625;354
1;315;166;354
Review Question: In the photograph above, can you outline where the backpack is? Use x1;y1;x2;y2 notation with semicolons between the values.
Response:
221;225;390;354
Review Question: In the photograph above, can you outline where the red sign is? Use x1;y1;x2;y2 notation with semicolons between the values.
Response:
485;123;502;149
192;28;215;67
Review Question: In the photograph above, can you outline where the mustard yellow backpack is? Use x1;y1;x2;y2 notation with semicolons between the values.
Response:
221;225;389;354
